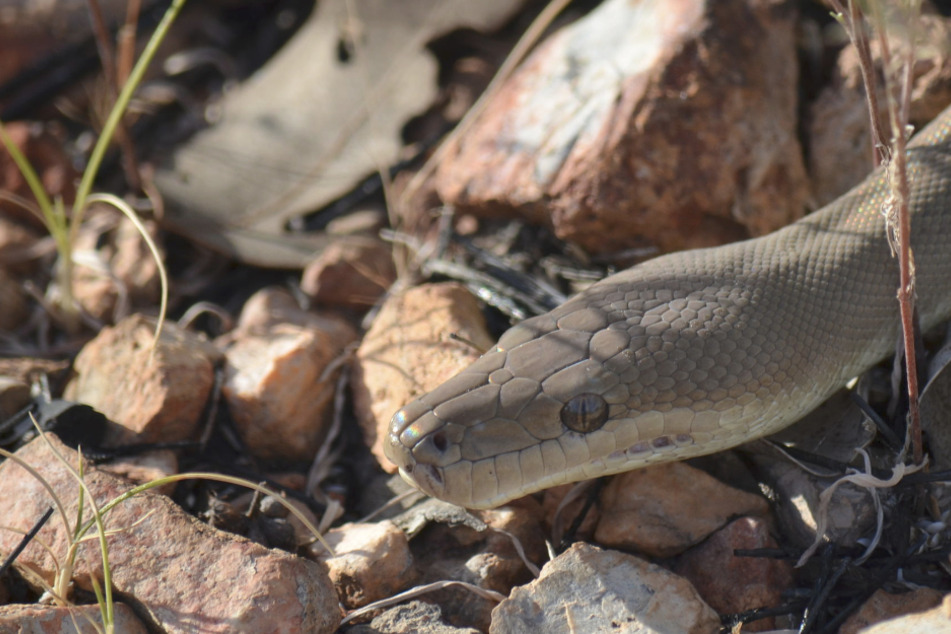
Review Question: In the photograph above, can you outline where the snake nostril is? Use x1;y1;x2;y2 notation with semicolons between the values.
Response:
431;431;449;453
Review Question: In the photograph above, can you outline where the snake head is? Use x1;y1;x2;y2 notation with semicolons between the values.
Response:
383;297;724;508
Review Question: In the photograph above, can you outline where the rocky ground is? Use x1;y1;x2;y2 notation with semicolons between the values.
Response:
2;1;951;632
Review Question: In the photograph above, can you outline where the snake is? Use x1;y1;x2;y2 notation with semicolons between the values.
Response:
384;106;951;509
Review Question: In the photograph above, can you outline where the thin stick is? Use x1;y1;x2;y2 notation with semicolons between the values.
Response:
828;0;923;463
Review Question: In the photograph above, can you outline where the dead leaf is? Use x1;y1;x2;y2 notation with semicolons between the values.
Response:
155;0;524;267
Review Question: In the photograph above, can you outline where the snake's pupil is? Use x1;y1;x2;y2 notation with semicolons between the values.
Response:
560;393;608;433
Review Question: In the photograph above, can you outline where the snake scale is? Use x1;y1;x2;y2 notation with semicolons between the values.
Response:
385;106;951;509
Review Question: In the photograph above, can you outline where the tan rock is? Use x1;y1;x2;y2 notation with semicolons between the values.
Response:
594;462;768;557
840;588;945;634
311;520;417;608
0;602;148;633
671;516;794;631
221;290;358;461
0;434;341;633
809;13;951;205
301;235;396;310
490;542;719;634
352;282;494;471
435;0;807;256
65;314;219;443
858;593;951;633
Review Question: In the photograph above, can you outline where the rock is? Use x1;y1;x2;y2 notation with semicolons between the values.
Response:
348;600;480;634
310;520;417;608
0;358;68;418
229;286;351;336
221;307;357;461
300;235;396;310
751;451;879;553
490;542;719;634
71;212;163;323
0;602;148;633
542;483;601;545
97;449;179;496
407;499;547;631
594;461;769;557
808;13;951;205
220;287;358;462
65;314;219;444
435;0;807;256
857;593;951;633
671;516;795;631
0;376;30;419
839;588;945;634
352;282;495;471
0;434;341;633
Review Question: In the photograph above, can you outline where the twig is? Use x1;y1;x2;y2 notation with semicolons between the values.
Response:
828;0;923;464
869;0;922;464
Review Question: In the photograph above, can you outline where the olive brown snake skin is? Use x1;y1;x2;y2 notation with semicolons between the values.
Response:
384;106;951;509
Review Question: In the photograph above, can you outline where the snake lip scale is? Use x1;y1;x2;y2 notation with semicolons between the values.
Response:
385;107;951;510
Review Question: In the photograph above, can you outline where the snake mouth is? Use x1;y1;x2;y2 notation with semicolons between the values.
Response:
397;463;445;499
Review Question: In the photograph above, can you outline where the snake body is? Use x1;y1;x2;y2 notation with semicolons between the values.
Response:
385;107;951;509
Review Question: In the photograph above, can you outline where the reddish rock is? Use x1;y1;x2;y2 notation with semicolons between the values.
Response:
311;520;417;608
301;235;397;310
221;288;358;462
594;462;769;557
65;314;219;443
0;603;148;633
435;0;807;256
352;283;495;471
0;434;341;633
98;449;179;496
672;516;794;631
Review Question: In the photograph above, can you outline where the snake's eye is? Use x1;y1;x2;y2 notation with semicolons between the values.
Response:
560;393;608;433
